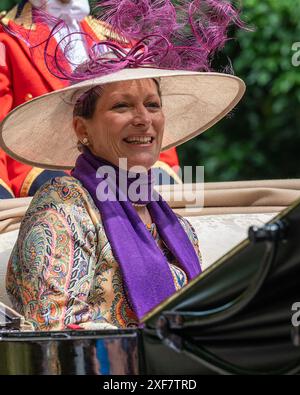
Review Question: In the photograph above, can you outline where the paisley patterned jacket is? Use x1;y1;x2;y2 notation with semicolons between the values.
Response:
6;176;202;330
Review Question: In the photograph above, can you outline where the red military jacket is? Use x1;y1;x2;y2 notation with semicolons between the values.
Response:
0;4;179;198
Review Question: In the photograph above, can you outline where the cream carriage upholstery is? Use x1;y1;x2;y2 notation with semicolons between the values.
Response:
1;180;300;309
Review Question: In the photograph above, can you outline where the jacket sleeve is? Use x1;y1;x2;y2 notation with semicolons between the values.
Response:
6;177;112;330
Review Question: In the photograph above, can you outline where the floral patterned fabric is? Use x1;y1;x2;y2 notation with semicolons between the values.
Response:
6;176;202;330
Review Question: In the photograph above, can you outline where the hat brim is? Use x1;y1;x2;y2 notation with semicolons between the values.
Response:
0;68;245;170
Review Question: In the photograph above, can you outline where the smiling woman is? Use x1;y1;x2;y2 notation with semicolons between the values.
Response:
73;79;164;171
0;0;246;331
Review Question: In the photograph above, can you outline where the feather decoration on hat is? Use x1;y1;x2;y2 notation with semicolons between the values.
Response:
94;0;244;69
3;0;247;82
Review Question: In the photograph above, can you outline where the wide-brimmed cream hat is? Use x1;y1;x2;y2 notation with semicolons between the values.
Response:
0;67;245;170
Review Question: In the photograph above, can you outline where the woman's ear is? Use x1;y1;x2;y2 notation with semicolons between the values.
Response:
73;116;89;143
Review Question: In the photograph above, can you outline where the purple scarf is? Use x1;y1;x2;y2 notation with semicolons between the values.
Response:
72;149;201;321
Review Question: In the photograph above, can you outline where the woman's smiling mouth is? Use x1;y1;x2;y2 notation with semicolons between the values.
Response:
124;136;155;145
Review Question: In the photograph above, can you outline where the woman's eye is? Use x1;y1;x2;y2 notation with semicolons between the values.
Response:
111;102;161;110
146;102;161;108
112;103;129;110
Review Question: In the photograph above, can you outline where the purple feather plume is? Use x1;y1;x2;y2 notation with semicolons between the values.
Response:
4;0;246;82
93;0;245;69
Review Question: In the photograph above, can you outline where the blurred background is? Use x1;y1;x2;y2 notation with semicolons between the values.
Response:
1;0;300;182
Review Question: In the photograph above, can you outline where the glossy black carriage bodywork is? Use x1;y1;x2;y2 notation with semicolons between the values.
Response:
0;329;143;375
1;198;300;375
141;198;300;375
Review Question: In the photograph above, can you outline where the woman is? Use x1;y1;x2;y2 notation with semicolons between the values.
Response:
1;1;246;330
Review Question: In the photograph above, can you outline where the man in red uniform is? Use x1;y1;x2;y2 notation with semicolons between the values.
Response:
0;0;180;198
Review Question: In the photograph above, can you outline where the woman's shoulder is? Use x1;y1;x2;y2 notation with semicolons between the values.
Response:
175;213;193;229
26;175;98;217
31;175;89;204
175;214;199;242
176;214;202;268
19;175;101;236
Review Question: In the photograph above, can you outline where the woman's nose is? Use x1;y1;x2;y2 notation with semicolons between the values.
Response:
132;105;151;127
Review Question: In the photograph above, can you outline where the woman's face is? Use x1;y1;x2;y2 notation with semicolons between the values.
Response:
73;79;165;171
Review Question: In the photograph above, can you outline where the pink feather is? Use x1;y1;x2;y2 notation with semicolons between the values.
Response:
4;1;246;81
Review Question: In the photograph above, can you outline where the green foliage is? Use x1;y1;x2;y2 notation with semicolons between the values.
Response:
178;0;300;181
0;0;20;12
